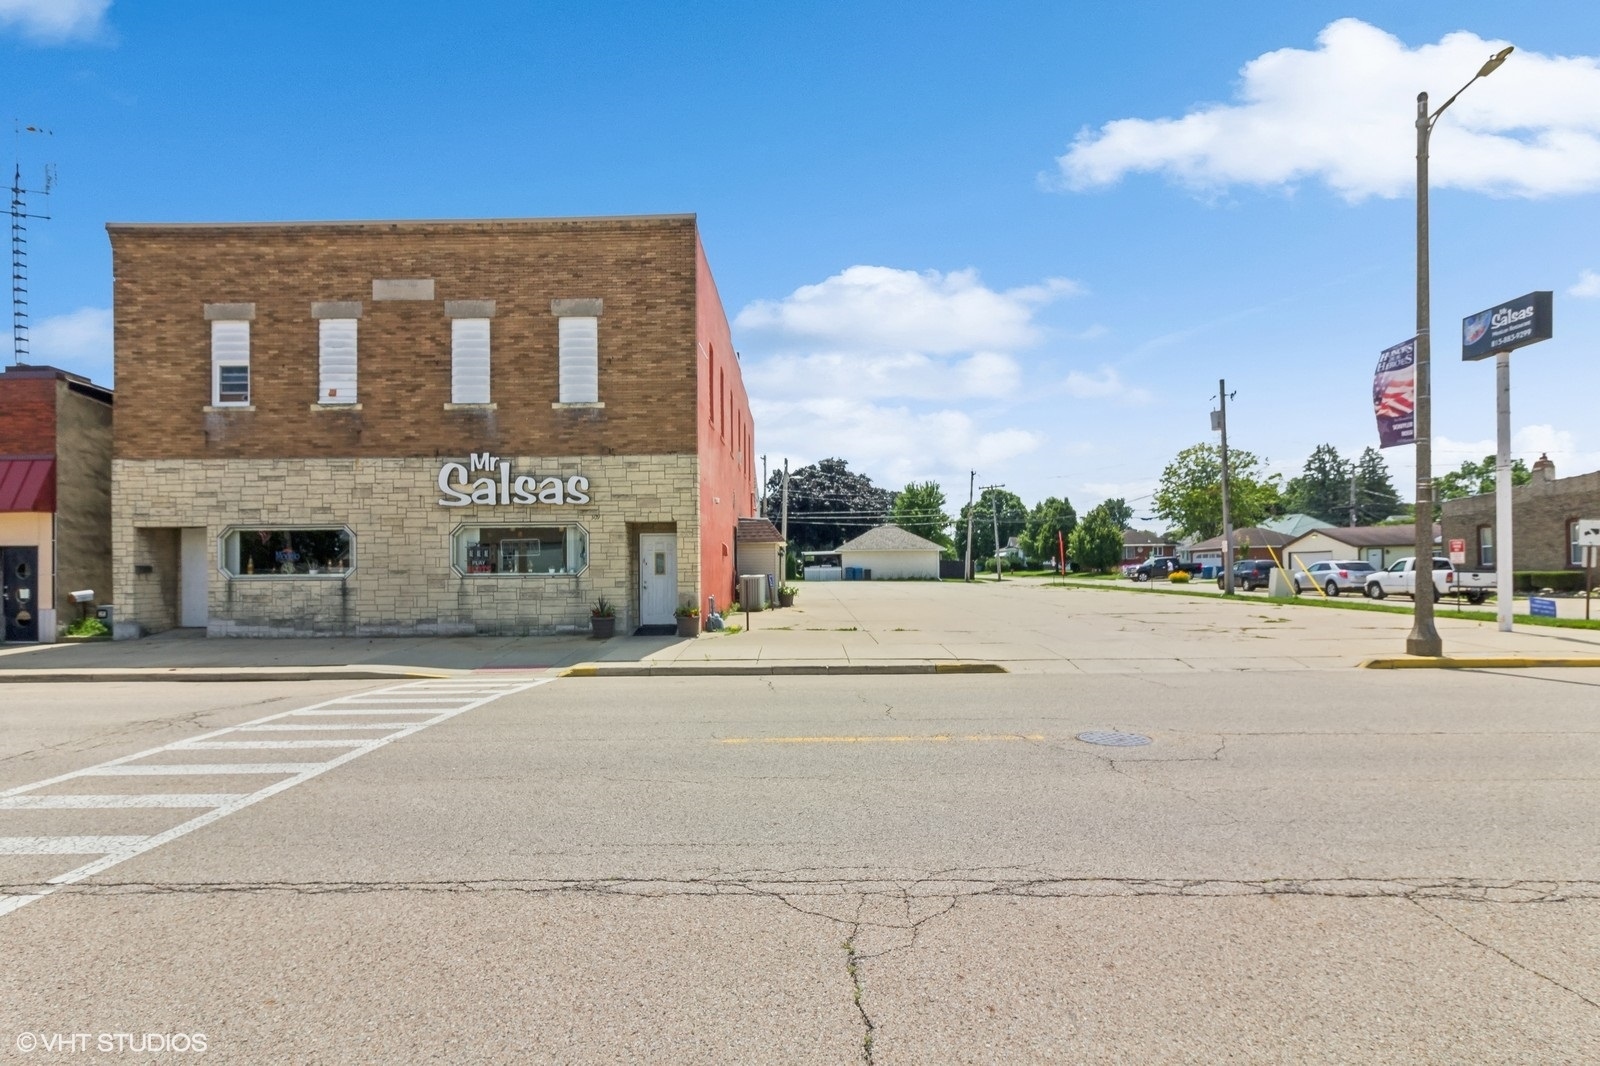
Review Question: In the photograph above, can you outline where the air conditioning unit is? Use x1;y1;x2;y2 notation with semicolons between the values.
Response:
738;574;769;611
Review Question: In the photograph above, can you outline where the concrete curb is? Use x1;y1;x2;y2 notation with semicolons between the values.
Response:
0;668;457;683
1361;656;1600;670
561;661;1006;678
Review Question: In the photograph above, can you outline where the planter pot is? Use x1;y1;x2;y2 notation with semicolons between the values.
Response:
676;614;700;638
590;616;616;640
778;591;795;608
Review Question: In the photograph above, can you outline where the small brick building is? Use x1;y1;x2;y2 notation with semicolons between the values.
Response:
107;214;755;637
0;364;114;642
1440;455;1600;572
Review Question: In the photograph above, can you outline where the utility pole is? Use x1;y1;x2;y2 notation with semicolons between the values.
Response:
779;458;790;550
761;455;768;520
1216;380;1235;595
963;470;976;581
1349;464;1359;527
981;483;1005;581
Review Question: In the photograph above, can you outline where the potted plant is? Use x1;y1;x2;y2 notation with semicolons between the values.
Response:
590;596;616;639
674;602;700;638
778;584;797;608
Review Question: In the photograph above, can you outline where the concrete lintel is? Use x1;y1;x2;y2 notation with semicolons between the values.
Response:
203;302;255;321
444;300;497;319
311;301;364;319
551;298;603;317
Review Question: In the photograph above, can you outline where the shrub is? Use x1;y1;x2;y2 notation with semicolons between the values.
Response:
65;616;109;638
1168;570;1191;584
1514;571;1586;593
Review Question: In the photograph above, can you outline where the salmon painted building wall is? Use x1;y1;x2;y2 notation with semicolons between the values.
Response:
695;236;755;614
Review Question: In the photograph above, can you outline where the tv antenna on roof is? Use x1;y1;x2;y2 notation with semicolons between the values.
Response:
11;123;55;366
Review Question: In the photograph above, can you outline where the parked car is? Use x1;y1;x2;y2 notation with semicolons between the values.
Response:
1364;556;1496;604
1293;559;1377;597
1217;559;1281;591
1132;555;1201;581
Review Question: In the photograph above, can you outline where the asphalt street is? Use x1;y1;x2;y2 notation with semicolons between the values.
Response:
2;667;1598;1064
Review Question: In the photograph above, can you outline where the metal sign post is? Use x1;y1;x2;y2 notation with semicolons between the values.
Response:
1462;291;1555;634
1579;521;1600;621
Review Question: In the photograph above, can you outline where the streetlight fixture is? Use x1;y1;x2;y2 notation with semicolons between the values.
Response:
1408;45;1513;658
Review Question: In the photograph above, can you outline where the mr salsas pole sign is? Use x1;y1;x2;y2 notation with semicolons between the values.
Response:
1461;291;1553;361
437;452;591;506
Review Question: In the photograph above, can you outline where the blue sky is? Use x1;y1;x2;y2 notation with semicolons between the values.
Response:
6;1;1600;522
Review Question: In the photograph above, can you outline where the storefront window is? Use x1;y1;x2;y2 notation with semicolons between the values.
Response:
223;528;353;577
453;525;588;575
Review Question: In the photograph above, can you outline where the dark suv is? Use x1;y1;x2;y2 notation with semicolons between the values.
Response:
1218;559;1280;591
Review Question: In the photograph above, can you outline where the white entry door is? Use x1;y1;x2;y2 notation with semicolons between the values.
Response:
639;534;677;626
179;527;209;628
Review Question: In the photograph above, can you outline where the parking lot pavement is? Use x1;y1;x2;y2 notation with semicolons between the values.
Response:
2;579;1597;683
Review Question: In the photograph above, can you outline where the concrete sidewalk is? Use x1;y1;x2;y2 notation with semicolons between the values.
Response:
2;578;1598;681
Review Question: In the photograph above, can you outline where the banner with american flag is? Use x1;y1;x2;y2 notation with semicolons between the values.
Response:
1373;338;1416;449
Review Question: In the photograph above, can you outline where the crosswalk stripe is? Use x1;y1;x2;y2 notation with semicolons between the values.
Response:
79;763;328;776
0;795;244;809
176;740;371;750
0;836;147;855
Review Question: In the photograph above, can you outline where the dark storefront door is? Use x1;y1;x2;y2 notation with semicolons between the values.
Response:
2;546;40;642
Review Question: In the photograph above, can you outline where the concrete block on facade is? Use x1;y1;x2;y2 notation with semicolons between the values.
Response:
372;279;435;301
311;301;364;319
550;298;603;317
444;300;496;319
112;619;144;641
203;302;255;321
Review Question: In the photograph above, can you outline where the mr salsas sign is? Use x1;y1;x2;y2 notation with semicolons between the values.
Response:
437;453;591;507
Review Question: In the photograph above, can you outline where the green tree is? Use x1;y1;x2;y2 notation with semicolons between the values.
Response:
958;487;1028;561
1068;503;1124;572
1023;497;1077;564
1353;446;1401;524
1436;455;1531;503
1153;443;1283;539
890;481;954;551
1284;443;1350;524
765;458;894;552
1100;497;1134;529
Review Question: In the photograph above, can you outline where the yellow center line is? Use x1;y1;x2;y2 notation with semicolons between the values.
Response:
716;734;1047;745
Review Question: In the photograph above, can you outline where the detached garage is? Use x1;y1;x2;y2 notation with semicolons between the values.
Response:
1283;526;1432;574
835;525;942;580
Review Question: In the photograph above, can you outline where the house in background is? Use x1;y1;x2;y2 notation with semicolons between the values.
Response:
835;524;942;580
0;364;114;643
734;517;785;596
1283;525;1433;574
1186;526;1294;569
1440;455;1600;572
1121;529;1176;565
1260;513;1337;538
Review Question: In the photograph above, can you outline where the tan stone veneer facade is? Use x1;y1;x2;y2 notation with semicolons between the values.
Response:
113;454;699;636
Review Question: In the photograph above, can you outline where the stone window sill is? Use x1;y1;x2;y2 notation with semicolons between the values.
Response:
310;403;363;411
551;401;605;410
203;405;255;413
444;403;497;411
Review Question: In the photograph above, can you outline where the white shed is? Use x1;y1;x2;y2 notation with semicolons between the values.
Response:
734;517;786;589
1282;525;1433;574
835;525;942;580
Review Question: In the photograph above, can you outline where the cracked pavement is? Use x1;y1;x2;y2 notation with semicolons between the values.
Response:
2;665;1599;1063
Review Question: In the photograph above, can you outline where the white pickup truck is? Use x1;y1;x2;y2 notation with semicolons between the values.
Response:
1364;556;1497;604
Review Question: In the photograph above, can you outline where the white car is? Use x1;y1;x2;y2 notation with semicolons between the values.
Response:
1293;559;1376;597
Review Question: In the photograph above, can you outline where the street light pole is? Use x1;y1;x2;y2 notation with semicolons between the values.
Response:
1407;46;1513;659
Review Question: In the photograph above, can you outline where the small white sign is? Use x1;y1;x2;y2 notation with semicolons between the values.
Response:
1578;520;1600;548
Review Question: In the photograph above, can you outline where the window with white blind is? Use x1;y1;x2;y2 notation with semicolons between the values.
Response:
451;318;491;404
211;320;251;406
318;319;358;404
558;316;599;403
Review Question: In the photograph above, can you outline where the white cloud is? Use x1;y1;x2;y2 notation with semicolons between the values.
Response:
0;0;111;43
1433;425;1600;477
744;349;1021;401
1060;366;1152;404
1571;269;1600;298
752;395;1043;491
29;306;112;381
735;265;1078;353
1058;19;1600;200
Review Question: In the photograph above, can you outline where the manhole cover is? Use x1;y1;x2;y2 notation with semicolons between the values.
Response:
1076;730;1152;747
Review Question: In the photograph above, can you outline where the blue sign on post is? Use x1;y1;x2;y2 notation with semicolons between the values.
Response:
1529;597;1558;618
1462;291;1553;361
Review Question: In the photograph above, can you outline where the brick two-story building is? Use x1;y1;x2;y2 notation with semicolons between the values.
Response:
107;214;754;637
0;364;114;642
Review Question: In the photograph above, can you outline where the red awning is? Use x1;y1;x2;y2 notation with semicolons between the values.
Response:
0;457;55;512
